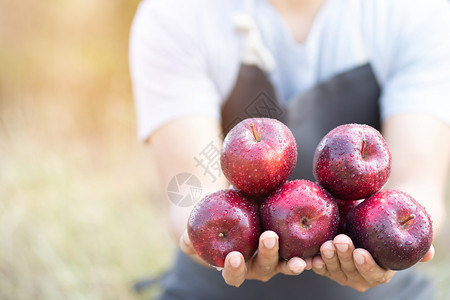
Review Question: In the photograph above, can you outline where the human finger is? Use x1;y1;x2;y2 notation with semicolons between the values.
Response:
420;244;435;263
276;257;307;276
179;230;196;255
311;255;327;276
353;248;395;285
333;234;359;278
318;240;347;283
222;251;247;287
250;231;280;278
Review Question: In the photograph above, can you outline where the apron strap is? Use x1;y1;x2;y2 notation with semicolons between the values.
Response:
349;0;369;65
232;0;276;72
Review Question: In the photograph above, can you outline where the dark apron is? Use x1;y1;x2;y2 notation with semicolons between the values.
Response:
155;64;433;299
221;64;381;181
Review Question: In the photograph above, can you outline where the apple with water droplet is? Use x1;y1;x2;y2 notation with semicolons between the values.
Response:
313;123;391;200
336;198;363;234
346;189;433;270
221;118;297;199
260;179;339;260
187;189;261;268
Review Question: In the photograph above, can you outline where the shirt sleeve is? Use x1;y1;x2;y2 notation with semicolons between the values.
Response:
129;0;222;142
378;0;450;125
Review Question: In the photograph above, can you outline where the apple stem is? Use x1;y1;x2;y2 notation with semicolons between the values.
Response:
361;139;366;159
400;214;416;226
301;216;315;229
250;123;261;142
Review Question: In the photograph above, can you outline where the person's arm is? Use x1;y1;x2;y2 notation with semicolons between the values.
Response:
383;114;448;233
149;116;229;241
310;114;446;292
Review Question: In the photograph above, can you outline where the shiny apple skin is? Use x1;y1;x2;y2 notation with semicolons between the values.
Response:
221;118;297;199
187;189;261;268
346;189;433;270
260;180;339;260
313;124;391;200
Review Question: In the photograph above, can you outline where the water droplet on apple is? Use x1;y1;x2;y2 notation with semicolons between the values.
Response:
405;241;413;246
222;210;228;216
211;212;215;217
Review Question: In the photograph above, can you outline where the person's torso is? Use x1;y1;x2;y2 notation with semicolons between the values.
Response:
195;0;398;105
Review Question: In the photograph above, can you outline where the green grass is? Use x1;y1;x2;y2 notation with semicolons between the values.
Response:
0;124;176;299
0;3;176;298
0;0;449;299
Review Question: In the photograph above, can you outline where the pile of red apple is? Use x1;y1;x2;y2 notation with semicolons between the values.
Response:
187;118;433;271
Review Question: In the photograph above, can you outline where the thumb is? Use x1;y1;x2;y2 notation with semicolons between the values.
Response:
179;229;197;255
420;244;435;263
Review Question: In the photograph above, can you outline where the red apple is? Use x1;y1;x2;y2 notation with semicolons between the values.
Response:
346;189;433;270
336;199;363;234
187;189;261;268
220;118;297;199
260;180;339;260
313;123;391;200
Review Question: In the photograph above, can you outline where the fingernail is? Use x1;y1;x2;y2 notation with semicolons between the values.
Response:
336;243;348;253
316;262;324;270
263;237;276;250
291;260;305;273
354;252;365;265
230;255;241;269
182;233;190;246
323;250;334;259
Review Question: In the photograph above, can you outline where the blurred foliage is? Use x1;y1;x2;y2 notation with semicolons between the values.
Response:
0;0;449;299
0;0;175;299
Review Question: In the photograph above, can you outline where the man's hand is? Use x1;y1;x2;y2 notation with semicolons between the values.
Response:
311;234;435;292
181;229;434;291
180;230;307;287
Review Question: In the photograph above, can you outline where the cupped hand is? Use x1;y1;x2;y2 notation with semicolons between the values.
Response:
180;230;307;287
311;234;435;292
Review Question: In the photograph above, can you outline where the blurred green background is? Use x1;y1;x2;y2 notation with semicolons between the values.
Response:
0;1;174;299
0;1;449;299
